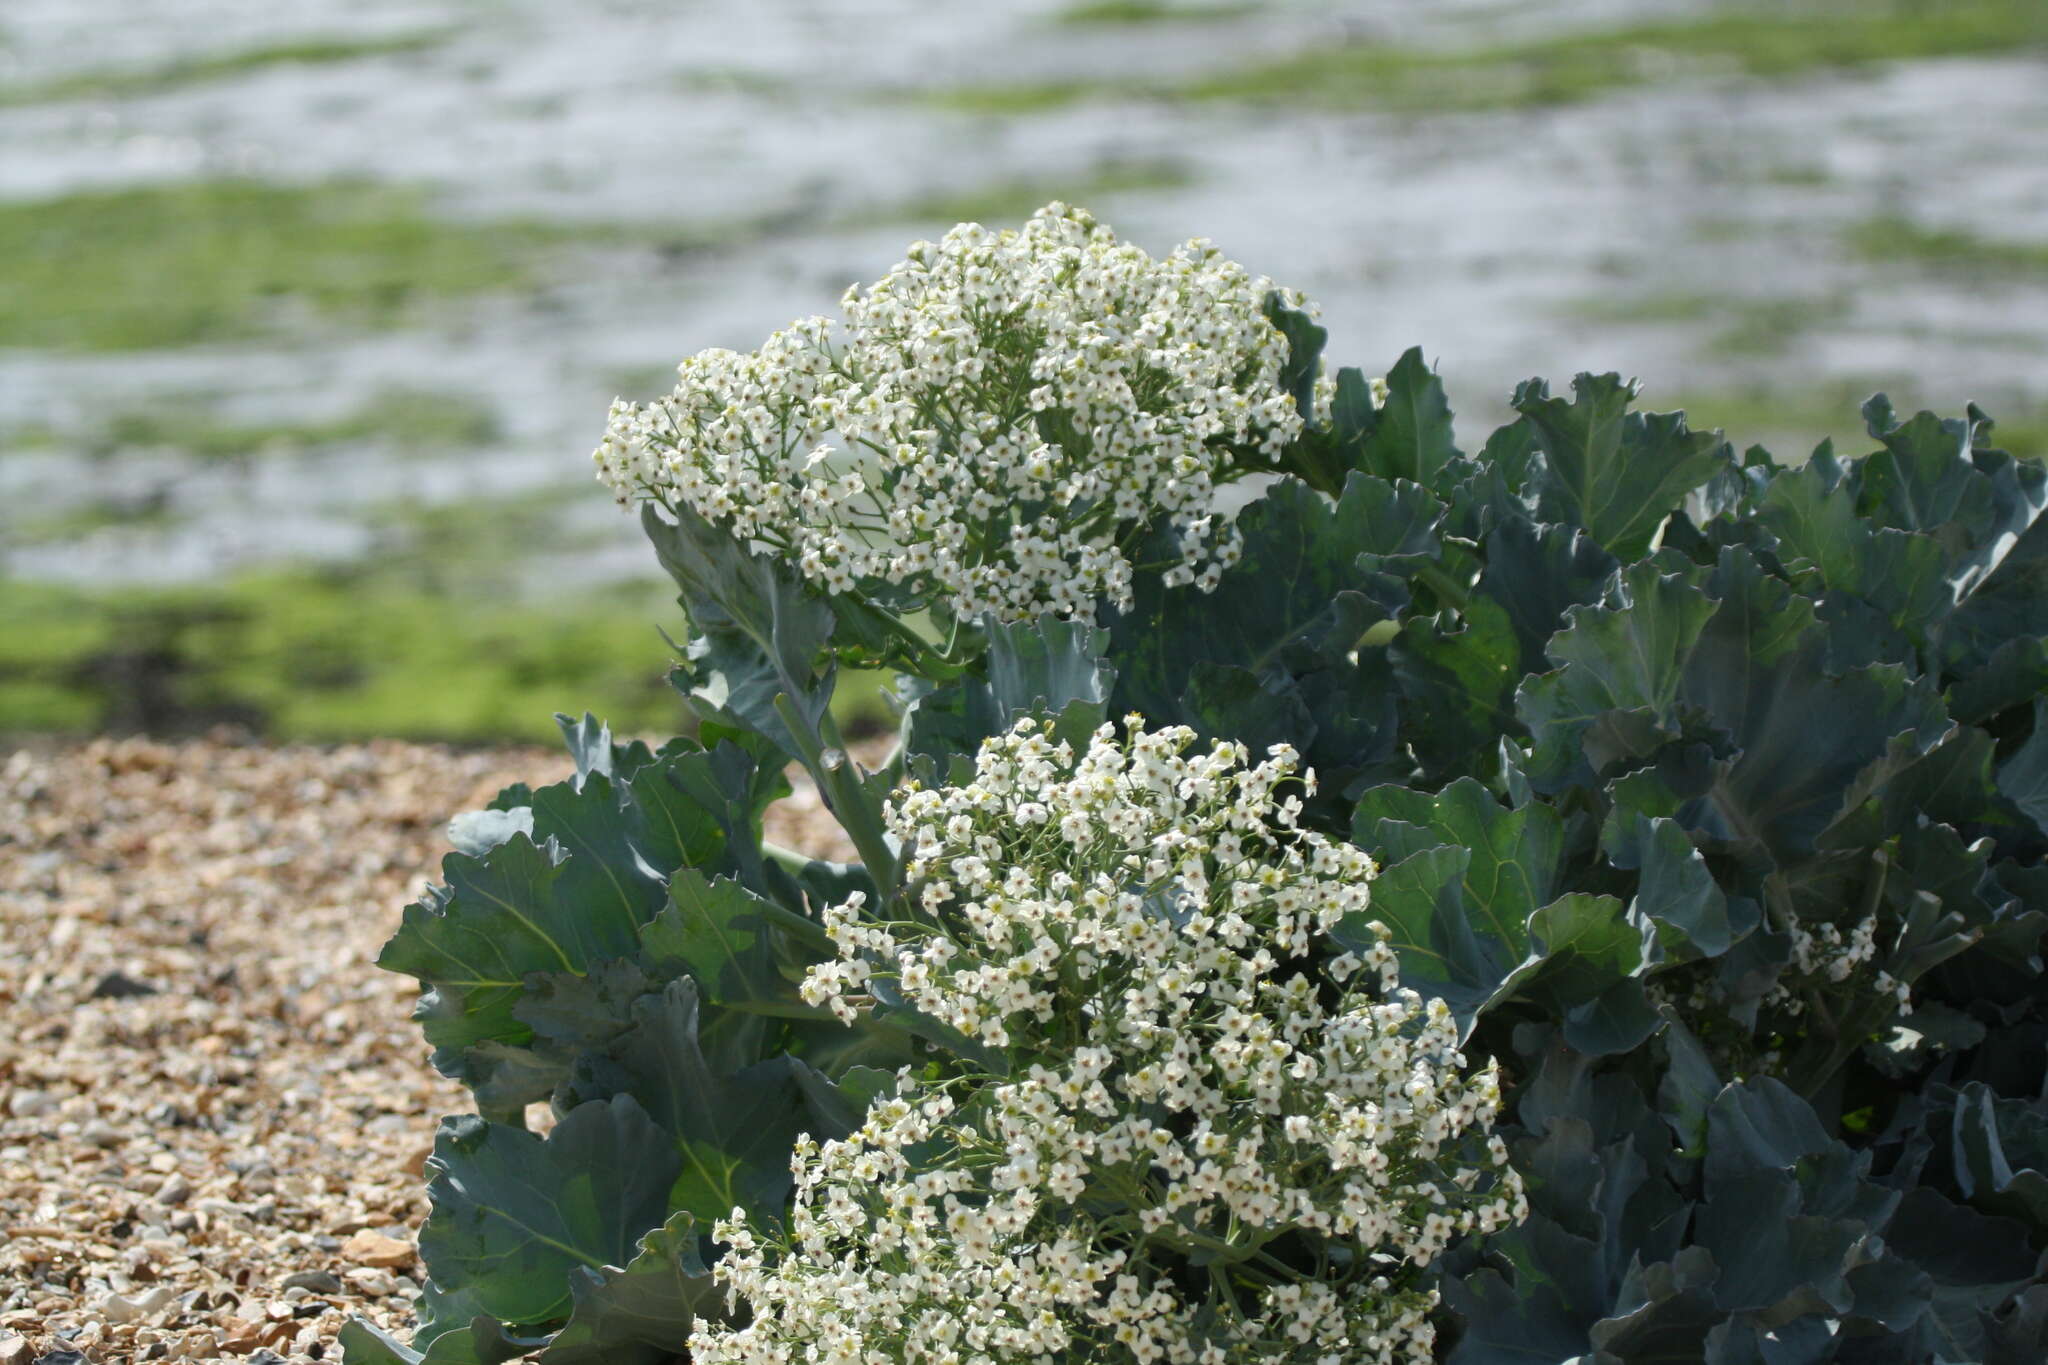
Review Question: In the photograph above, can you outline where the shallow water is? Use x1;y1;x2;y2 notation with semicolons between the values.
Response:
3;0;2046;592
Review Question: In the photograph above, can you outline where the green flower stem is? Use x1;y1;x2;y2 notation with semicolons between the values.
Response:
774;691;901;898
761;839;820;882
1412;559;1472;612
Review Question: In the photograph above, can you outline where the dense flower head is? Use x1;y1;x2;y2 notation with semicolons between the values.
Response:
692;719;1524;1365
593;203;1309;620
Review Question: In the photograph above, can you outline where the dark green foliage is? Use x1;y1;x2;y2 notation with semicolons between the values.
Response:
363;301;2048;1362
359;714;910;1363
1110;307;2048;1359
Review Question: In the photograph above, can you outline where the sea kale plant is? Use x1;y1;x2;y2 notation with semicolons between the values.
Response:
351;202;2048;1364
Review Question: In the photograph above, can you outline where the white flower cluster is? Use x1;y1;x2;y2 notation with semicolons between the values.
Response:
1769;913;1912;1017
593;203;1308;621
692;720;1524;1365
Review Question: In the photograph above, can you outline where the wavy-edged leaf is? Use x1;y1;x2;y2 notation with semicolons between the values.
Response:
339;1314;551;1365
1390;592;1524;787
540;1209;718;1365
639;868;827;1018
418;1095;682;1327
1352;777;1566;923
1478;515;1619;678
380;835;634;1066
448;807;534;859
1996;697;2048;836
559;978;832;1224
984;613;1115;732
1858;396;2048;603
1356;347;1463;491
1515;372;1733;560
1112;477;1394;712
1612;813;1734;962
645;500;837;762
1517;560;1719;791
1760;449;1952;644
1945;1082;2048;1239
380;738;777;1106
1337;791;1640;1043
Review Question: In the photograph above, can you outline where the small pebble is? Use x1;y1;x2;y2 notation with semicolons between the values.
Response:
339;1229;413;1268
342;1269;396;1298
88;972;159;1001
95;1286;175;1325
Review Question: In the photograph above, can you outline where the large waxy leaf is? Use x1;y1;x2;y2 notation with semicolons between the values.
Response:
1921;1082;2048;1240
1760;449;1952;644
1182;662;1318;762
1857;396;2048;602
904;614;1116;767
1995;697;2048;836
1584;1251;1725;1361
448;806;535;859
1950;635;2048;726
1331;844;1496;1022
1514;372;1733;561
1879;1186;2039;1360
1605;813;1735;963
559;978;834;1224
340;1278;558;1365
1109;474;1425;791
1517;560;1720;791
1351;347;1464;492
1343;783;1642;1043
419;1095;682;1327
1450;1073;1944;1364
1112;477;1393;707
338;1314;551;1365
1521;549;1953;868
1443;1242;1615;1365
1348;474;1448;617
1265;296;1327;428
380;736;781;1106
983;613;1115;733
642;501;834;694
644;500;837;762
540;1209;719;1365
1353;776;1566;916
1947;513;2048;683
1389;593;1524;787
555;712;660;788
382;834;642;1064
1478;515;1619;677
1446;1049;1695;1364
638;868;829;1021
459;959;660;1117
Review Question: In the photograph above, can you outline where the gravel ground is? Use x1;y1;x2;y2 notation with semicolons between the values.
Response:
0;734;853;1364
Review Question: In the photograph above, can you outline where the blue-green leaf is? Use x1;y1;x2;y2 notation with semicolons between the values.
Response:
1514;372;1733;560
418;1096;682;1326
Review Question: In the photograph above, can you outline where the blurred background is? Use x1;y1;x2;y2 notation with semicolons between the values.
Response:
3;0;2045;746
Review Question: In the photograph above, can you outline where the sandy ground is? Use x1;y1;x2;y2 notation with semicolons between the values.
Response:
0;734;851;1363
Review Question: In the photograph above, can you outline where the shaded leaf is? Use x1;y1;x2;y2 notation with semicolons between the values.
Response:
419;1096;682;1326
540;1209;718;1365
